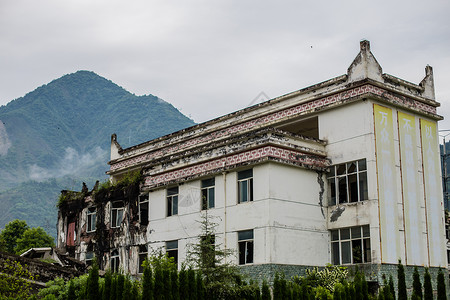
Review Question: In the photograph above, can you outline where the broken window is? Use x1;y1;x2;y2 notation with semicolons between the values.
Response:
201;178;215;210
327;159;368;205
111;249;120;273
139;194;149;226
111;201;124;228
238;169;253;203
167;187;178;217
331;225;371;265
238;229;254;265
166;240;178;265
87;207;96;233
138;244;148;274
85;251;94;266
277;116;319;139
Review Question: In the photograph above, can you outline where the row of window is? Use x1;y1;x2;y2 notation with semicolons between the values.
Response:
87;225;369;272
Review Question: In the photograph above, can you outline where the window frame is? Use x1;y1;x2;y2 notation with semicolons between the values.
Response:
166;240;178;265
85;251;94;266
111;201;124;228
201;178;215;210
86;207;96;233
139;194;149;226
238;169;254;203
111;249;120;273
327;159;368;206
138;244;148;274
330;225;371;265
167;187;179;217
238;229;254;265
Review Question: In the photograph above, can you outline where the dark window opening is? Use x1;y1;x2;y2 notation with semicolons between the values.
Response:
331;225;371;265
167;187;178;216
238;169;253;203
139;195;149;226
277;116;319;139
166;240;178;266
238;230;254;265
138;244;148;274
201;178;215;210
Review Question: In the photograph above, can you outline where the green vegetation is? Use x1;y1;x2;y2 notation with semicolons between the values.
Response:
0;259;35;299
437;268;447;300
0;219;54;255
424;268;433;300
397;261;407;300
412;267;422;300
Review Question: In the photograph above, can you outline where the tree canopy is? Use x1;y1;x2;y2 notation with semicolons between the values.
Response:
0;219;54;255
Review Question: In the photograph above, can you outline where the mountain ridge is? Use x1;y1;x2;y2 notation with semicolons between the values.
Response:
0;71;195;236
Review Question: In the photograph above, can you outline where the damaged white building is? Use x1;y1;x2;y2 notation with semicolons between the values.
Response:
56;40;447;281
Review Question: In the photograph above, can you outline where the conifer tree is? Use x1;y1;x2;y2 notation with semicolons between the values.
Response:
142;261;153;300
110;275;117;300
397;262;407;300
423;268;433;300
153;264;164;300
131;280;140;300
172;268;180;300
102;270;111;300
412;267;423;300
86;259;100;300
122;276;132;300
162;269;171;300
273;272;282;299
437;268;447;300
196;272;204;300
388;275;396;300
261;279;271;300
178;268;188;300
362;273;369;300
116;273;125;300
354;269;363;300
187;268;197;300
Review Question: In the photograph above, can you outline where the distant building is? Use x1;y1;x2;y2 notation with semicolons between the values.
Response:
56;41;447;282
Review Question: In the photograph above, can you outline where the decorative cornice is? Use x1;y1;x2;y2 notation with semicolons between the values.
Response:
143;145;330;189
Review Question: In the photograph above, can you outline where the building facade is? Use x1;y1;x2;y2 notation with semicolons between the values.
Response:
56;40;447;281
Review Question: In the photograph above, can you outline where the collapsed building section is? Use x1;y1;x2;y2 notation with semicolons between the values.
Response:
57;41;447;282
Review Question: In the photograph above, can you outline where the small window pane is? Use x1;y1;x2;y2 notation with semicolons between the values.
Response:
362;225;370;237
338;177;347;203
246;241;254;264
358;159;367;171
332;242;340;265
351;227;361;239
341;241;351;264
238;169;253;180
331;230;339;241
329;179;337;205
201;178;215;188
347;162;357;173
173;196;178;215
166;240;178;250
167;187;178;196
239;181;248;202
363;238;371;262
328;166;335;178
348;174;358;202
337;164;346;175
352;239;362;263
359;172;368;201
340;228;350;240
208;188;215;208
238;230;254;241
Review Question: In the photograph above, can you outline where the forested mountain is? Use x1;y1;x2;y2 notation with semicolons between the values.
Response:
0;71;195;237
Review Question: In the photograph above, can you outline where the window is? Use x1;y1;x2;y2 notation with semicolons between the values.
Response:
111;249;119;273
238;230;254;265
87;207;96;232
201;178;215;210
85;251;94;266
139;194;149;226
327;159;368;205
138;245;148;274
111;201;124;228
238;169;253;203
166;240;178;265
167;187;178;216
331;225;371;265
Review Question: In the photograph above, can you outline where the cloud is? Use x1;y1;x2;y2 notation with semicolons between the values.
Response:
0;121;11;156
29;147;107;181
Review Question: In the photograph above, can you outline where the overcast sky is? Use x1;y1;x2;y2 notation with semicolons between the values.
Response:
1;0;450;139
